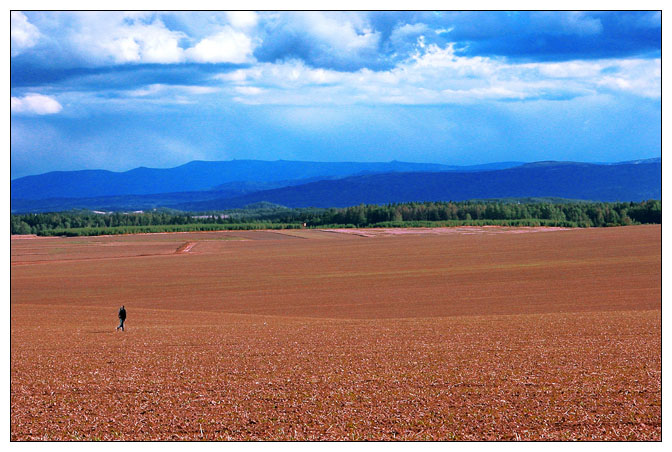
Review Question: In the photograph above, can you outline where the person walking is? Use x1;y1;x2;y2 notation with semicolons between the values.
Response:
116;305;127;331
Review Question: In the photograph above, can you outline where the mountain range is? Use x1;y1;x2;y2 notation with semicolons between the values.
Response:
12;160;522;200
10;158;661;213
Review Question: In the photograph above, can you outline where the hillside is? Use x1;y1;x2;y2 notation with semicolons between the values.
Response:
10;159;660;213
11;160;521;201
172;160;661;210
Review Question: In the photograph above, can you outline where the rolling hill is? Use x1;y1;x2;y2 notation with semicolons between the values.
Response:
171;160;661;210
11;159;521;200
10;159;660;213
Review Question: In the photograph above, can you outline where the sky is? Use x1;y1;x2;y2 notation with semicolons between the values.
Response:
10;10;662;179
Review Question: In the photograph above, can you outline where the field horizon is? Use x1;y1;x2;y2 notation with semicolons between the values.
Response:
11;225;661;440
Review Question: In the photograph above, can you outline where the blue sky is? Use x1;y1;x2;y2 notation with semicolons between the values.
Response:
10;11;661;179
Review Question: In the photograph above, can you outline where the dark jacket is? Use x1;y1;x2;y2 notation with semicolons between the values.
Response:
118;307;126;320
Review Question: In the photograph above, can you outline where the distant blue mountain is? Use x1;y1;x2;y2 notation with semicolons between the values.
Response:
171;160;661;210
11;160;522;201
10;158;660;213
10;178;337;213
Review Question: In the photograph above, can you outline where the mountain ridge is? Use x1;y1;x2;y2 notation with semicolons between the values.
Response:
170;160;661;210
11;159;524;200
10;158;661;213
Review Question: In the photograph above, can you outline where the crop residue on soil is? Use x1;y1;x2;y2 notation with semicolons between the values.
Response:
323;226;571;237
11;225;661;440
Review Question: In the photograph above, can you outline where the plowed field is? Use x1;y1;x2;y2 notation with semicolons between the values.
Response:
11;225;661;440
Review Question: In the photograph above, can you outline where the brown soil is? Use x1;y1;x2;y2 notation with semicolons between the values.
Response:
11;225;661;440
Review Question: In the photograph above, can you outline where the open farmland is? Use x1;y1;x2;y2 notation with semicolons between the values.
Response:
11;225;661;440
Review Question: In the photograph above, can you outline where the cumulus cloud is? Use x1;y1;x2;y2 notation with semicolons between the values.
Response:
11;94;63;115
15;12;257;67
226;11;258;30
595;59;661;98
63;12;186;65
388;22;430;51
11;11;661;74
254;12;381;70
216;43;661;105
184;27;255;64
303;12;380;54
9;12;660;112
11;12;41;56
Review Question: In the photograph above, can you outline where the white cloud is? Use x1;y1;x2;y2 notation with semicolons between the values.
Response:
303;12;380;56
66;13;186;65
181;85;221;95
128;84;221;99
214;69;249;82
226;11;258;30
529;61;604;79
11;12;41;56
44;13;257;66
595;59;661;99
11;94;63;115
184;26;255;64
34;41;657;111
15;14;658;111
389;22;429;49
259;11;380;68
520;58;661;98
212;44;661;106
235;86;264;95
128;84;167;97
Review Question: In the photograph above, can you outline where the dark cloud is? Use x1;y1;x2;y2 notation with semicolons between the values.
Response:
252;11;660;70
252;12;387;71
444;11;661;62
11;11;661;83
11;61;248;92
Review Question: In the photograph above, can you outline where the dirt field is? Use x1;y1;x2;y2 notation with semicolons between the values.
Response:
11;225;661;440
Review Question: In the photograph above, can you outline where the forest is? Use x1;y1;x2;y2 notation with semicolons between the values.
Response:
10;199;662;236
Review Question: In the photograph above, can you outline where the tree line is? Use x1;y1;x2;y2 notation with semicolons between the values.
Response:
300;199;661;228
10;199;661;236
